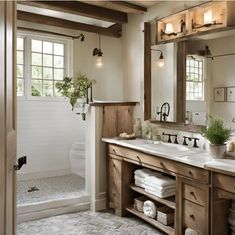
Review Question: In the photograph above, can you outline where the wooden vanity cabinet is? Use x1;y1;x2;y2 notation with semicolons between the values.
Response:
210;172;235;235
177;176;210;235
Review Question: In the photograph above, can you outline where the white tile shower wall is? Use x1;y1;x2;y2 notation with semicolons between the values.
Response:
17;100;86;179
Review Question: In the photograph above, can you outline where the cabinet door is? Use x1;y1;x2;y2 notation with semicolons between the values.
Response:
109;157;122;213
176;176;210;235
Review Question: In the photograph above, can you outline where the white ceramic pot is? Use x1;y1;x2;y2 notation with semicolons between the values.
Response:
209;144;226;159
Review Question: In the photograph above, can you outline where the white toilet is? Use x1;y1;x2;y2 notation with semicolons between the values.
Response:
69;142;85;177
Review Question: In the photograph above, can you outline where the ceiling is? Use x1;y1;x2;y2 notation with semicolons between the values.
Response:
17;1;158;38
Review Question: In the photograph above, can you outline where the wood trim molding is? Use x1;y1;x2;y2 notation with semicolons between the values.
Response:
109;1;147;13
90;101;138;107
149;120;204;133
144;22;151;120
17;11;122;38
18;1;128;24
176;41;186;124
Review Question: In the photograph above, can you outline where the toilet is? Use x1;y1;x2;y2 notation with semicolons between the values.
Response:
69;142;85;177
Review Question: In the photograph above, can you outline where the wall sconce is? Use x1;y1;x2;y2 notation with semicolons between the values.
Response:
73;33;85;41
161;23;177;38
151;49;164;67
93;34;103;68
197;45;213;59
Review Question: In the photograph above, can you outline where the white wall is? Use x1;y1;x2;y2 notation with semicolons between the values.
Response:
17;21;123;178
122;1;205;119
151;43;176;122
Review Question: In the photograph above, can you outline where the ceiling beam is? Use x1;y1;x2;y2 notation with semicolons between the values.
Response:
17;11;122;38
18;1;128;24
109;1;147;13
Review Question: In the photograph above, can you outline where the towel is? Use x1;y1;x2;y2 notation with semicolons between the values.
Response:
134;175;145;183
134;168;156;178
145;189;175;198
144;181;176;192
184;228;200;235
145;175;175;187
143;200;157;218
135;180;145;188
145;185;176;194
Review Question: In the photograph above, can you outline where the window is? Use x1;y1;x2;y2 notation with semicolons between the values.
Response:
17;37;25;96
16;33;70;98
186;56;204;101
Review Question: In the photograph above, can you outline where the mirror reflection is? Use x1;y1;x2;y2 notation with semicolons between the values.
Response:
151;30;235;128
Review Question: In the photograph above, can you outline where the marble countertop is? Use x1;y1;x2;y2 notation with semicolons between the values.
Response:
102;138;235;174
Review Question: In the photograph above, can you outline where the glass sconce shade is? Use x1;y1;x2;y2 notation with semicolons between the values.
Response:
165;23;174;34
204;10;213;24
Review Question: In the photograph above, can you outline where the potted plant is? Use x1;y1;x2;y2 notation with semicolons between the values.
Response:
201;117;232;158
56;73;95;120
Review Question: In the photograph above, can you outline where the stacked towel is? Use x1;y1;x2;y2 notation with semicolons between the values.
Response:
134;168;176;198
134;168;153;188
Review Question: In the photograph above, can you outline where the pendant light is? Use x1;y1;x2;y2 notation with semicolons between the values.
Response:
93;34;103;68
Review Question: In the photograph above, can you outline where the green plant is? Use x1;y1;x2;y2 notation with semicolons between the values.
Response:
56;73;95;110
201;117;232;145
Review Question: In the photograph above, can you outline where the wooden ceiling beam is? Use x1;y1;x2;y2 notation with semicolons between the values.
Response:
17;11;122;38
109;1;147;13
18;1;128;24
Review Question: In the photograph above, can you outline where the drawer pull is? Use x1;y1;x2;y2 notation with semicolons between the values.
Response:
160;162;165;167
190;191;196;199
113;149;116;154
136;156;143;165
190;214;195;220
113;164;116;168
188;170;193;177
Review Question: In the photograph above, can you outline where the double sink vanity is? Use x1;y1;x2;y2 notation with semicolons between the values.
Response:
102;138;235;235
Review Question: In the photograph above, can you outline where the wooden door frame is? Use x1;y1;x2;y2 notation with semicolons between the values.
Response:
0;1;17;235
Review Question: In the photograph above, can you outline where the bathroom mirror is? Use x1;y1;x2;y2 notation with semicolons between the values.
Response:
146;22;235;130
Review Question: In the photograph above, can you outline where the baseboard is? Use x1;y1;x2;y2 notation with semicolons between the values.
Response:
90;192;107;212
17;195;90;215
17;201;90;223
17;168;71;181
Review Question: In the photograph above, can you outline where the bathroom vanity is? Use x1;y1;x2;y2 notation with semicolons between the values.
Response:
102;138;235;235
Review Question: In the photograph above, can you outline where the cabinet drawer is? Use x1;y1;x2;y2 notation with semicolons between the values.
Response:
109;144;209;183
184;200;206;234
109;158;122;209
213;173;235;194
184;183;206;206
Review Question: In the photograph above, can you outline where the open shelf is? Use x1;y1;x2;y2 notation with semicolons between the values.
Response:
126;206;175;235
130;184;176;210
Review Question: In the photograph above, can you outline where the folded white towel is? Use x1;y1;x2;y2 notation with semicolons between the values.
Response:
145;189;175;198
145;175;175;187
135;180;145;188
134;175;145;183
134;168;161;178
145;185;176;194
143;200;157;218
185;228;200;235
144;181;176;192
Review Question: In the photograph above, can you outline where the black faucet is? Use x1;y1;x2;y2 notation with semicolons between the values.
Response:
183;136;192;146
157;102;170;122
182;136;200;148
162;133;178;144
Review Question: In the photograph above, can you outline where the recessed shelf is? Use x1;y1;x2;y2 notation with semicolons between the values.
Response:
126;206;175;235
130;184;176;210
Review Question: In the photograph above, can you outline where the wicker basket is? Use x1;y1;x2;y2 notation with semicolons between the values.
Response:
133;196;148;212
157;206;174;225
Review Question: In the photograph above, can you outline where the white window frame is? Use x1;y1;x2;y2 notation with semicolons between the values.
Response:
186;55;205;102
17;31;73;101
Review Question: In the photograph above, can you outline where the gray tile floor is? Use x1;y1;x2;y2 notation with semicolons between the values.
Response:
17;210;164;235
17;174;85;205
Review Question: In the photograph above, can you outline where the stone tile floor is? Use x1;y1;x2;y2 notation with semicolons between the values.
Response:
17;174;85;205
17;210;164;235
